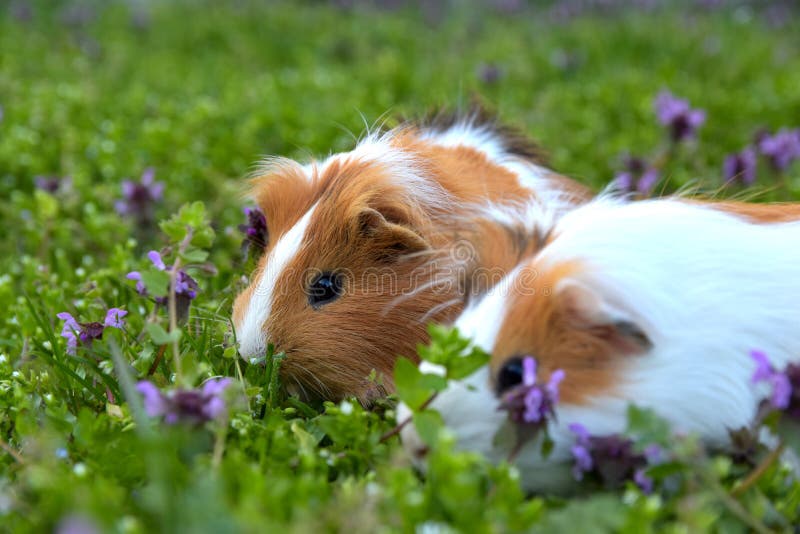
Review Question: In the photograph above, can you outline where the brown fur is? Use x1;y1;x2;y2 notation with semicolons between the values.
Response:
232;117;592;402
407;105;547;164
694;199;800;223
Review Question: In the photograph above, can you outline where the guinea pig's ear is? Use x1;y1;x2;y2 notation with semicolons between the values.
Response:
355;207;430;260
556;278;652;356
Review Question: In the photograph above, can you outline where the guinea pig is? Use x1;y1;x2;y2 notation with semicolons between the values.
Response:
398;196;800;492
232;108;592;403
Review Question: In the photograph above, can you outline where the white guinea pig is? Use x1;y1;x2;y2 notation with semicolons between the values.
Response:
232;108;591;402
399;196;800;492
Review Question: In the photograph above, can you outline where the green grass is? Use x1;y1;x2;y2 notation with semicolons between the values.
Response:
1;1;799;532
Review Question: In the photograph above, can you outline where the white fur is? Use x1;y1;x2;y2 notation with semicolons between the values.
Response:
417;116;557;202
313;132;451;213
400;197;800;492
236;204;317;360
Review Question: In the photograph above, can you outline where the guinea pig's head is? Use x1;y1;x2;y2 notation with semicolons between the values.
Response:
399;257;653;492
232;150;465;403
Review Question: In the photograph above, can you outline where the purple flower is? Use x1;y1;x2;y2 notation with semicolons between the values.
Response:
238;207;268;260
477;63;503;84
654;90;706;143
491;0;523;14
723;146;757;185
115;167;164;226
523;388;544;423
103;308;128;328
60;3;95;27
173;270;199;300
750;349;793;410
126;271;147;295
127;250;199;310
57;309;126;355
567;424;664;491
582;434;648;488
783;363;800;419
613;156;660;197
771;374;792;411
568;423;594;480
136;380;168;418
633;468;654;494
750;350;773;384
56;312;80;355
34;175;72;194
570;444;594;480
522;356;536;387
568;422;591;445
136;378;234;425
757;128;800;171
147;250;166;270
546;369;565;404
56;515;100;534
643;443;664;465
9;2;33;23
499;356;564;428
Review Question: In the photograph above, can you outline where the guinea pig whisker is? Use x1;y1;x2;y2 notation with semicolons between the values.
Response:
382;277;455;317
291;362;337;400
291;376;311;402
418;297;462;324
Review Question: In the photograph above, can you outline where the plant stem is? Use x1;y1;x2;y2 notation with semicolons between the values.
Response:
212;418;228;470
167;254;182;384
168;228;194;386
0;438;25;464
732;442;785;497
379;392;438;444
147;344;167;376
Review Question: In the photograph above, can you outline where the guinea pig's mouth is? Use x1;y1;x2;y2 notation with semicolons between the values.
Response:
282;366;392;406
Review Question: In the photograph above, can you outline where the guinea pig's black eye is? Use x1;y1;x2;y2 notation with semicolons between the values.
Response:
308;271;344;309
496;357;524;394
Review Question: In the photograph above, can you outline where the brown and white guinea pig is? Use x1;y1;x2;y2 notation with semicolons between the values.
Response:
398;195;800;492
231;108;592;402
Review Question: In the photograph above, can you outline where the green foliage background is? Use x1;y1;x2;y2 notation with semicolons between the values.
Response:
1;1;799;532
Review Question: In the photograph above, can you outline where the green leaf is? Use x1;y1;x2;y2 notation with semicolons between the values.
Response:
291;421;322;455
413;410;444;447
394;357;447;411
191;226;216;249
160;202;215;249
777;418;800;453
626;404;672;447
145;323;182;345
446;345;490;380
34;189;58;219
141;269;171;296
180;248;209;263
535;495;627;534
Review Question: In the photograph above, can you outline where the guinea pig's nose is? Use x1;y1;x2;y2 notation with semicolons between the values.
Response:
496;356;525;394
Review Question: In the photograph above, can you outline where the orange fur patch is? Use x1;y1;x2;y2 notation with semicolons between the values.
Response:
691;199;800;223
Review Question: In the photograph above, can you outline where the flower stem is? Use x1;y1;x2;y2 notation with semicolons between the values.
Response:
167;254;183;384
147;344;167;376
212;417;228;470
168;229;194;386
0;438;25;464
379;392;438;444
732;442;785;497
